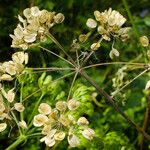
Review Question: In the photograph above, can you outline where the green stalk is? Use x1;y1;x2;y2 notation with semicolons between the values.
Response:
27;94;44;129
122;0;139;39
6;135;26;150
20;83;24;121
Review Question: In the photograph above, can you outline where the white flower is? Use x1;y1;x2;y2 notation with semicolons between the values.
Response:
54;132;65;141
38;103;51;115
1;88;15;103
0;123;7;132
77;117;89;126
68;134;80;147
140;36;149;47
33;114;48;127
12;52;28;64
40;129;57;147
0;74;13;81
31;6;41;17
23;8;32;18
42;125;52;135
2;61;16;75
67;99;80;110
24;33;37;43
54;13;65;24
18;120;28;129
14;103;25;112
82;128;95;140
86;18;97;28
109;48;120;59
41;136;56;147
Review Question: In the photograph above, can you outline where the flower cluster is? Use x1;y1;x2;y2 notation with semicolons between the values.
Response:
0;51;28;132
0;87;26;132
10;6;65;50
86;8;130;42
33;99;95;147
0;52;28;81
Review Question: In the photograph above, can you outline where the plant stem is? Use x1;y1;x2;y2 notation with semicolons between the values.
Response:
140;95;150;150
20;83;24;121
122;0;139;39
46;32;76;66
80;70;150;141
27;94;44;129
6;135;26;150
83;62;146;69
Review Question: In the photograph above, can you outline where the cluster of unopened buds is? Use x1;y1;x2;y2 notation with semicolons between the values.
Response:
33;99;95;147
10;6;65;50
0;52;28;81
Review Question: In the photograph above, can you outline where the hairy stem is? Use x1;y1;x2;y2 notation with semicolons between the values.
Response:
80;70;150;141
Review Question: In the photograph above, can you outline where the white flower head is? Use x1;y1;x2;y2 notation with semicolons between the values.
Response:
38;103;51;115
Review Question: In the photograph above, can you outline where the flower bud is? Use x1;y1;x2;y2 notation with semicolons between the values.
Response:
90;42;100;50
18;120;28;129
38;103;51;115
